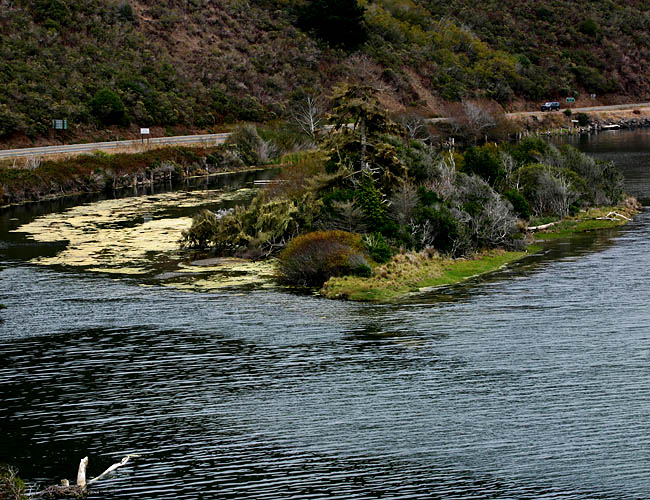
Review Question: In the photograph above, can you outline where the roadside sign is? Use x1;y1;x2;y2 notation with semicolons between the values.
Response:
52;119;67;130
566;97;575;103
590;94;596;99
140;128;150;135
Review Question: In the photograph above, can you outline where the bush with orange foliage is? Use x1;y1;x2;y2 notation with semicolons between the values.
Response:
278;230;371;286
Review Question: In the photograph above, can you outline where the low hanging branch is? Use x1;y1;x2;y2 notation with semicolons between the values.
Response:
33;455;137;499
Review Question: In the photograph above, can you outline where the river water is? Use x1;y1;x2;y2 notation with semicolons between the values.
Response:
1;132;650;499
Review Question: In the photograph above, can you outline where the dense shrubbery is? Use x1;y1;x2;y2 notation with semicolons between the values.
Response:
2;0;649;143
182;85;625;286
181;192;324;258
278;230;371;286
296;0;368;50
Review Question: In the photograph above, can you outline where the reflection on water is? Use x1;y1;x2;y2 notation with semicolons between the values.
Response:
1;138;650;499
555;128;650;202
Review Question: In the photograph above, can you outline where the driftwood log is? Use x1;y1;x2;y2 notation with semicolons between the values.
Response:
528;211;632;232
34;455;136;499
527;221;558;231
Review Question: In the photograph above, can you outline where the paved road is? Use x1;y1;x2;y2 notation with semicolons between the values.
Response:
506;101;650;117
426;102;650;123
2;102;650;160
0;133;230;160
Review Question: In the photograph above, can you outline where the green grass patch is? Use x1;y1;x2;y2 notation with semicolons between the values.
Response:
416;250;528;289
533;205;636;240
321;248;534;303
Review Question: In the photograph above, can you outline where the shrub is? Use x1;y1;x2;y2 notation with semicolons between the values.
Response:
518;164;580;217
461;144;503;187
503;189;531;220
355;177;387;226
563;109;572;117
364;232;392;263
296;0;368;50
89;88;127;125
0;464;26;500
228;125;277;166
179;209;221;249
576;113;590;126
278;230;369;286
181;193;323;257
579;18;598;36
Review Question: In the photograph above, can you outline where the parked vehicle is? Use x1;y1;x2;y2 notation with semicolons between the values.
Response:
541;101;561;111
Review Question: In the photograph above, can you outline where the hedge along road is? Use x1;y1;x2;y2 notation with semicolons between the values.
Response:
0;133;230;160
2;101;650;159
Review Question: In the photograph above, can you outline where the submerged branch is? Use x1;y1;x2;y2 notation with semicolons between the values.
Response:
33;455;136;499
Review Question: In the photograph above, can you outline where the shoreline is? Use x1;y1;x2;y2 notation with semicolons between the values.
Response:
0;145;276;208
321;202;640;303
510;108;650;138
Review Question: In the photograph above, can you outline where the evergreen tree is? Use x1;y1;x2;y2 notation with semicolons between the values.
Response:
297;0;367;50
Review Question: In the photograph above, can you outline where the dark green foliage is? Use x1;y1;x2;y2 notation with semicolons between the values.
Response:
364;233;392;263
579;18;598;36
576;113;590;126
117;2;135;23
461;144;503;187
89;88;127;126
508;137;551;165
600;161;625;204
353;263;373;277
535;7;553;21
503;189;531;220
181;191;323;257
417;185;439;206
296;0;368;50
355;178;386;227
278;230;370;286
34;0;70;26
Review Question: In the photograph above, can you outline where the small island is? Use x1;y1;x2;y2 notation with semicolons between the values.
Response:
181;84;637;302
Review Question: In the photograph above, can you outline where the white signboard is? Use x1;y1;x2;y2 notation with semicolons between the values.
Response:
140;128;150;135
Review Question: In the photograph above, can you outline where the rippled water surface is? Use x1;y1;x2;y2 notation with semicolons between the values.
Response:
1;137;650;499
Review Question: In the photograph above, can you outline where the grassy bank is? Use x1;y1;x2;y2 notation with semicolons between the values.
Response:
321;201;640;303
321;248;533;302
531;203;640;240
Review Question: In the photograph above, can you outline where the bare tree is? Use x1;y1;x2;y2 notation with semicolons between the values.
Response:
532;170;579;217
389;182;418;226
424;155;457;200
463;100;496;139
471;192;518;247
444;99;502;144
500;151;519;190
292;95;324;139
24;156;42;170
399;113;429;141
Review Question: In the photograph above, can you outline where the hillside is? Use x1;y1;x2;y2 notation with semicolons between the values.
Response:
2;0;650;147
